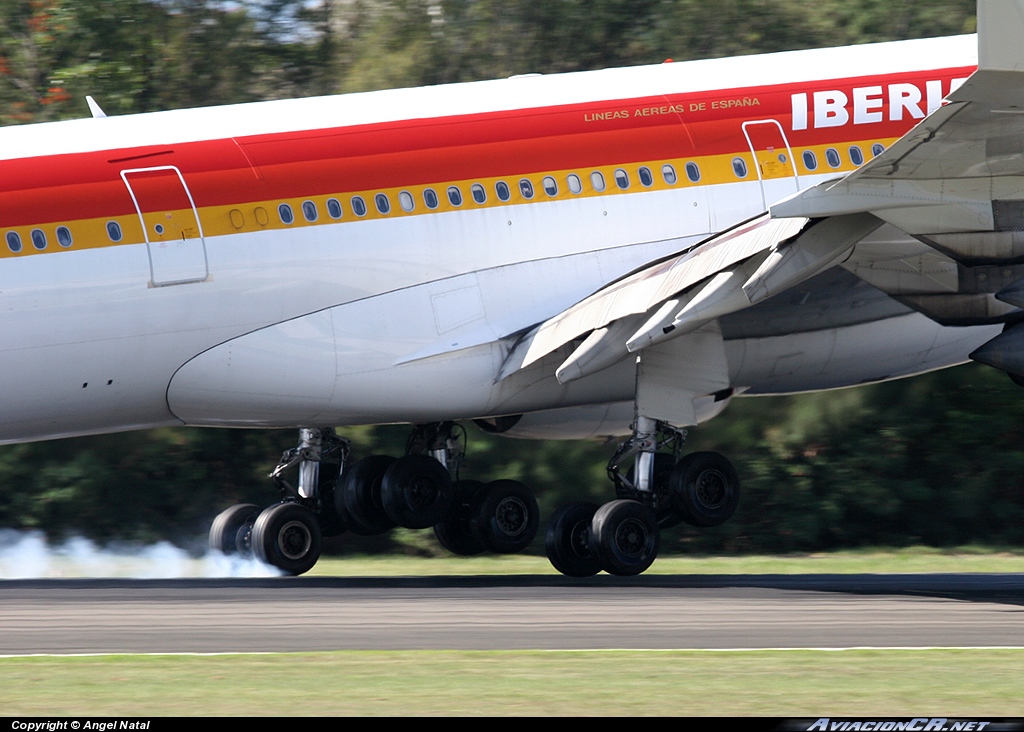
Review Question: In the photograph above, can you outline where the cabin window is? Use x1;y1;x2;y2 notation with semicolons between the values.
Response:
685;163;700;183
471;183;487;204
327;198;343;219
802;151;818;171
56;226;73;247
106;222;122;242
872;143;886;157
542;176;558;197
519;179;534;199
31;229;46;250
825;148;841;168
6;231;21;252
614;169;630;189
849;146;864;166
278;203;294;224
423;188;439;209
638;166;654;187
567;174;583;194
302;201;318;222
732;157;748;178
399;191;415;212
663;164;678;185
495;181;511;201
447;186;463;206
590;171;606;192
375;193;391;214
351;196;367;217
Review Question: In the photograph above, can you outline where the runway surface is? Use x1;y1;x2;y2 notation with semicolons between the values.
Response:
2;574;1022;654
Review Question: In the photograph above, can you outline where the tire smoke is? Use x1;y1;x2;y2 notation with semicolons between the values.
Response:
0;529;282;578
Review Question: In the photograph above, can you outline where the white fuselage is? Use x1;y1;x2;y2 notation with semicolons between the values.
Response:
0;34;996;443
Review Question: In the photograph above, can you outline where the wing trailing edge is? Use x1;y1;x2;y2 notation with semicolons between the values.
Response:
499;213;883;385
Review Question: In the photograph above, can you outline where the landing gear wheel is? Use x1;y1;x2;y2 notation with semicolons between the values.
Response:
590;499;660;576
433;480;486;556
545;502;601;577
251;502;322;576
625;453;682;528
316;461;347;537
381;454;456;529
209;504;260;555
670;451;740;527
434;519;486;555
340;455;398;535
469;480;540;554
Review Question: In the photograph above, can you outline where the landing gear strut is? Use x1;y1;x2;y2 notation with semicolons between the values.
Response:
209;422;542;575
544;416;741;578
210;427;349;575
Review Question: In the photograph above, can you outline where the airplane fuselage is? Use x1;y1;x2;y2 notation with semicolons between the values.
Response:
0;34;994;443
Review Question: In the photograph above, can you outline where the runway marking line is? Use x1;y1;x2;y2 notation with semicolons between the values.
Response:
2;646;1024;659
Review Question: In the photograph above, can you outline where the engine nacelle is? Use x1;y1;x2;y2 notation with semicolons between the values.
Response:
970;321;1024;385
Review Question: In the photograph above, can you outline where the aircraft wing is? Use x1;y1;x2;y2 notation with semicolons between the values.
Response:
501;0;1024;387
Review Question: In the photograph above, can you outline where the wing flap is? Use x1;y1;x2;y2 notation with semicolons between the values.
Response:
509;215;809;374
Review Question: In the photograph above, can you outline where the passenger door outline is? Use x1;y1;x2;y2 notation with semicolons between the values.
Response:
741;119;800;210
121;165;209;286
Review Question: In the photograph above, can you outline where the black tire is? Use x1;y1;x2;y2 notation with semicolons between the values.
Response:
544;502;601;577
381;454;455;529
590;499;660;576
209;503;260;555
316;461;347;537
251;502;322;575
433;480;486;556
670;451;740;528
469;479;539;554
453;479;486;507
433;520;486;555
626;452;682;528
341;455;398;535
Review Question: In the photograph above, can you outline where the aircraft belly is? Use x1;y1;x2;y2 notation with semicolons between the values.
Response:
0;200;693;440
164;254;651;426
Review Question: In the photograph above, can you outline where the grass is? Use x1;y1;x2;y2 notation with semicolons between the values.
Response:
304;546;1024;577
1;649;1022;716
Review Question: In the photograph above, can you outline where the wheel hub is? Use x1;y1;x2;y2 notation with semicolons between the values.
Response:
569;520;590;558
277;520;313;560
614;518;649;558
408;476;439;510
494;496;528;536
694;469;728;509
235;521;254;557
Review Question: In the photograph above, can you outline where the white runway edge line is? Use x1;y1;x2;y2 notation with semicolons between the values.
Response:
2;647;1024;659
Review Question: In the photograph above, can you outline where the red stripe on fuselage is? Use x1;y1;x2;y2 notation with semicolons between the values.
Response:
0;65;975;228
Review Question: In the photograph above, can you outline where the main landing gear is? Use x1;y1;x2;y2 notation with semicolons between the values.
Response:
209;422;541;575
544;417;741;577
